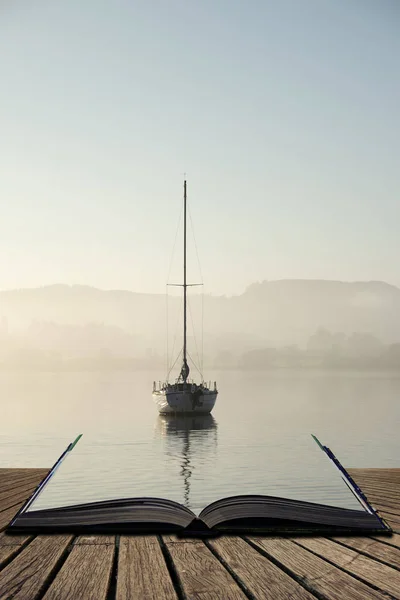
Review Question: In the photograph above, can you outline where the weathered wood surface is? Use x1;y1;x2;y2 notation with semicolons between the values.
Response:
208;536;315;599
0;469;47;533
165;538;247;599
332;534;400;568
117;536;178;600
295;537;400;598
248;536;387;600
0;468;398;599
42;538;115;600
0;535;72;600
0;532;32;570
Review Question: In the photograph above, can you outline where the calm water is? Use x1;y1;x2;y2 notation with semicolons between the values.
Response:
1;370;399;513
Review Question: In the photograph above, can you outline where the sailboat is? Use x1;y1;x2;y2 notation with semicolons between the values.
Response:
152;180;218;414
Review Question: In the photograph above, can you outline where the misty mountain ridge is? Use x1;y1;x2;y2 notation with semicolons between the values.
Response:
1;280;400;353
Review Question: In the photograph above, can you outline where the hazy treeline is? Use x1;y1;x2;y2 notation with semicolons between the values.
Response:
1;280;400;371
220;329;400;371
1;323;400;372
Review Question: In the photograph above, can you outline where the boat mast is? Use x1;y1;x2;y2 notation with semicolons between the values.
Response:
183;179;188;383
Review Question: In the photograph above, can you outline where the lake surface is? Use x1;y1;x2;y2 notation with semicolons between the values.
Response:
1;370;399;513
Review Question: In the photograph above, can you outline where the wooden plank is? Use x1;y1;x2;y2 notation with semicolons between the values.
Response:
0;468;48;474
0;469;48;479
165;538;246;599
0;533;32;570
0;480;39;503
364;493;400;508
349;470;400;498
364;499;400;512
0;478;49;532
363;487;400;497
357;493;400;512
366;490;400;504
209;536;315;599
363;490;400;503
296;537;400;598
369;509;400;526
369;506;400;522
0;532;30;546
0;545;25;571
349;468;400;481
355;484;400;498
74;535;115;545
117;536;177;600
378;509;400;522
369;496;400;510
162;534;201;544
354;479;400;491
368;497;400;514
351;468;400;473
0;471;48;487
376;513;400;530
364;497;400;511
331;536;400;569
349;475;400;489
350;468;400;477
0;504;25;532
382;521;400;534
368;503;400;517
0;470;46;483
0;487;38;514
43;542;114;600
250;537;387;600
0;535;72;600
351;477;400;486
372;532;400;548
366;497;400;513
367;492;400;504
0;484;44;508
360;487;400;497
364;498;400;514
0;473;47;493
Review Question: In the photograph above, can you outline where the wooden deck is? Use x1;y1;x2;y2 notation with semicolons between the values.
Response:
0;468;399;599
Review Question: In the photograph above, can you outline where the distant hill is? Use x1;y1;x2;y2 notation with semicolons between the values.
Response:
1;281;400;357
235;279;400;345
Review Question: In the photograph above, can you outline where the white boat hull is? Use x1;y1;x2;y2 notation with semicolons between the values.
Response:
152;389;217;414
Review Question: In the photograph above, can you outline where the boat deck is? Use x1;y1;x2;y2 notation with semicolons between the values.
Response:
0;468;399;599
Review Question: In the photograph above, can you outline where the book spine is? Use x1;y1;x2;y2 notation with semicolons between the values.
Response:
178;518;217;537
8;434;82;527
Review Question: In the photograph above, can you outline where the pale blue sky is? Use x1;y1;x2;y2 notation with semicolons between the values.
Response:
1;0;399;295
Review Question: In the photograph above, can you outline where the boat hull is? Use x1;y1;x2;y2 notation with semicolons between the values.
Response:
152;389;217;415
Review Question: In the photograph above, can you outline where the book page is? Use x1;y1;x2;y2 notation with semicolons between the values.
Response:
27;433;189;512
26;431;365;515
187;433;364;513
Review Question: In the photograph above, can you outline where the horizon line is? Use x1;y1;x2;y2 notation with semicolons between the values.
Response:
0;278;399;296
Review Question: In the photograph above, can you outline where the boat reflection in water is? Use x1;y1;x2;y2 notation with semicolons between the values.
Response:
155;414;218;509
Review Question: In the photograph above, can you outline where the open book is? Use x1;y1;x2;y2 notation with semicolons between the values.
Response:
8;434;391;536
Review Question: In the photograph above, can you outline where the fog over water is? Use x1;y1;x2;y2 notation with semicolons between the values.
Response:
1;369;399;510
